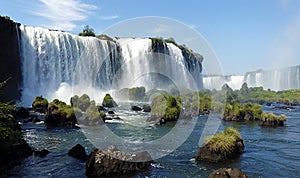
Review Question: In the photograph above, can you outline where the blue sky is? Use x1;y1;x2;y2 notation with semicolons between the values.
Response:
1;0;300;74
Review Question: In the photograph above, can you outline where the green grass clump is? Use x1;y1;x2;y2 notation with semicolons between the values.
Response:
261;112;287;122
151;94;181;121
205;128;241;156
32;96;48;112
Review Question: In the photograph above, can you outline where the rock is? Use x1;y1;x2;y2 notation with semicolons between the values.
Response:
208;168;248;178
28;116;41;123
97;105;106;112
259;120;284;127
196;128;244;163
142;105;151;112
131;105;142;111
274;106;295;110
102;94;118;108
32;96;48;113
108;110;115;115
16;107;30;119
86;146;153;177
68;144;87;161
0;16;22;103
45;99;78;127
34;149;50;157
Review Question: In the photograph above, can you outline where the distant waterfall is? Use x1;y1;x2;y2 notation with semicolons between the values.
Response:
244;66;300;91
203;66;300;91
19;26;203;106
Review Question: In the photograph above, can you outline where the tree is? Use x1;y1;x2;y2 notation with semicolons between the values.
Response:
78;25;95;37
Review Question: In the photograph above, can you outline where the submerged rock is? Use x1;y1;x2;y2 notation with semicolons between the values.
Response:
208;168;248;178
131;105;142;111
86;146;153;177
34;149;50;157
142;105;151;112
196;128;244;163
68;144;87;161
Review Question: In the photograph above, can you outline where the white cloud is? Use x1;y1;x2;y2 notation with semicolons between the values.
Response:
153;24;170;34
268;16;300;69
189;24;197;29
98;15;119;20
32;0;98;31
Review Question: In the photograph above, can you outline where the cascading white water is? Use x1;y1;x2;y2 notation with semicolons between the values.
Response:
19;26;203;106
204;66;300;91
20;26;120;105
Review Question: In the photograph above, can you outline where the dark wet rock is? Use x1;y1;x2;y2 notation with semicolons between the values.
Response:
142;105;151;112
259;120;285;127
108;110;115;115
0;16;22;102
208;168;248;178
266;102;272;106
86;146;153;177
97;105;106;112
28;116;41;123
274;106;295;110
131;105;142;111
16;107;30;119
68;144;87;161
34;149;50;157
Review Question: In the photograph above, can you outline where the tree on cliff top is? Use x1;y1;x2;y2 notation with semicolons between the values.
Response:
79;25;95;37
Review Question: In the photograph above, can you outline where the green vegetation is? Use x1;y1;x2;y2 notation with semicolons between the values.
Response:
45;99;79;127
78;25;95;37
261;112;287;122
0;80;32;171
32;96;48;113
205;128;241;156
86;100;105;122
102;94;118;108
70;94;91;112
151;94;181;121
117;87;146;101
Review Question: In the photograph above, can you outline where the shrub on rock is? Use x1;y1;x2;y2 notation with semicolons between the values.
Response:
70;94;91;112
260;112;287;127
150;94;181;124
196;127;244;163
45;99;80;127
85;100;105;125
102;94;118;108
32;96;48;113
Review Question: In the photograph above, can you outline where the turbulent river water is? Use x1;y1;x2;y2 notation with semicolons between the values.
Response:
4;103;300;177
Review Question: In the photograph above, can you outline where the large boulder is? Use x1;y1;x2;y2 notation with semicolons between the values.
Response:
32;96;48;113
142;105;151;112
196;128;244;163
34;149;50;157
131;105;142;111
86;146;153;177
102;94;118;108
208;168;248;178
68;144;87;161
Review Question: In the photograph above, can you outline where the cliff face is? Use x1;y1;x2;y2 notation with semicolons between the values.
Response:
0;16;22;102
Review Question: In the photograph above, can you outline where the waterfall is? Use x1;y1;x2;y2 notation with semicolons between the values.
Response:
20;26;120;105
19;26;203;106
203;66;300;91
